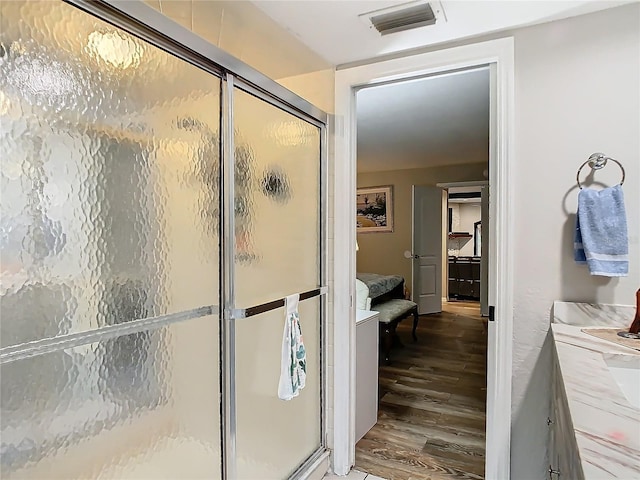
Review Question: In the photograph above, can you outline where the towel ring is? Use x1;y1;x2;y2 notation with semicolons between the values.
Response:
576;153;626;189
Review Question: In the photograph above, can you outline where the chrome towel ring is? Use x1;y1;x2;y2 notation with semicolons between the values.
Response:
576;152;626;189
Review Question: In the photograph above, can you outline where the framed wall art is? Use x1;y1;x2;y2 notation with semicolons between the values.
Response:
356;185;394;233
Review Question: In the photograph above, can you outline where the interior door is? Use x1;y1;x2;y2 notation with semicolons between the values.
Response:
412;186;443;315
480;185;490;316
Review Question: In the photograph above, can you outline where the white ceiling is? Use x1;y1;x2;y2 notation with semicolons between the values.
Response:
252;0;632;65
357;67;489;172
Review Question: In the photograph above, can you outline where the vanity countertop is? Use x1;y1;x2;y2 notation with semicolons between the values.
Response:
551;302;640;479
356;309;379;325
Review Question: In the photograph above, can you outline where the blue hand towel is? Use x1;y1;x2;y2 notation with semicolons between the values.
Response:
574;184;628;277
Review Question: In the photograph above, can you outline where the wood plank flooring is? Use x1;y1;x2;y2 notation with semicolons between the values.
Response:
355;301;487;480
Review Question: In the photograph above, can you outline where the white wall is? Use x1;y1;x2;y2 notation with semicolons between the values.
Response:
448;203;481;256
511;4;639;477
459;204;480;256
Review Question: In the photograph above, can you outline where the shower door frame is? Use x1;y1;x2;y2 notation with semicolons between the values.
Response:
63;1;330;478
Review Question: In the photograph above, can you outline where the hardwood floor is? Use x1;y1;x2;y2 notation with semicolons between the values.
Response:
355;301;487;480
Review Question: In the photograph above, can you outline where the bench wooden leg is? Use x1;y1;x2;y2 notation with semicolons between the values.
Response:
381;324;393;364
412;307;419;342
391;321;404;349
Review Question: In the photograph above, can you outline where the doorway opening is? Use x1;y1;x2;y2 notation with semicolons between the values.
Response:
334;37;514;479
353;66;490;478
442;182;490;317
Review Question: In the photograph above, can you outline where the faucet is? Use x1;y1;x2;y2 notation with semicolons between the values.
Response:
619;288;640;339
628;288;640;335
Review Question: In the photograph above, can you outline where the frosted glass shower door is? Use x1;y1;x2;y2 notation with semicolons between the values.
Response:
0;1;222;478
231;87;323;479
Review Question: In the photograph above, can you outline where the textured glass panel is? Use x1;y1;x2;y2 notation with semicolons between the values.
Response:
235;298;321;479
0;315;221;479
0;1;220;347
233;89;320;307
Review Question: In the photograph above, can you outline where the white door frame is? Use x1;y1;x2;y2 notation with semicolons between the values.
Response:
332;38;514;479
438;180;490;314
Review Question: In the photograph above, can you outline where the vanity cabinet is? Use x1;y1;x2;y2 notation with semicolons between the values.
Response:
551;303;640;479
550;348;584;480
448;256;481;300
355;310;379;442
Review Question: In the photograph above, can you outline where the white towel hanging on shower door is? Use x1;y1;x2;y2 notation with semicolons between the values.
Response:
278;294;307;401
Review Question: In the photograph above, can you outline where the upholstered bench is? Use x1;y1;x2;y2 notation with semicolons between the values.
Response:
372;298;419;364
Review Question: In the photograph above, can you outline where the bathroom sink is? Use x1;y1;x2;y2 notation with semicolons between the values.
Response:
604;354;640;409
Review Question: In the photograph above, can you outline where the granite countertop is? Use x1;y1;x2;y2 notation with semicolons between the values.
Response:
552;302;640;479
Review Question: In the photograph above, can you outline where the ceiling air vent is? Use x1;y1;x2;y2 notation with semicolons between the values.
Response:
361;1;444;36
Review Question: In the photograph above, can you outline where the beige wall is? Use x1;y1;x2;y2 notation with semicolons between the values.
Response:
143;0;335;113
278;69;336;114
356;163;487;293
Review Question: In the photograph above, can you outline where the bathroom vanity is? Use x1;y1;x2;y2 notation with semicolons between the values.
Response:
551;302;640;479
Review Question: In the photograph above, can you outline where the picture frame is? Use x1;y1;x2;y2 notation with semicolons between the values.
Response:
356;185;394;233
